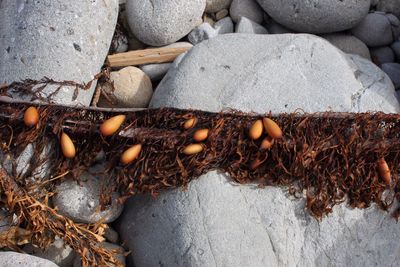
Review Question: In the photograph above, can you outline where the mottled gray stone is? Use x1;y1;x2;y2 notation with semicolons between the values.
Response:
351;12;398;47
0;252;58;267
382;63;400;89
230;0;264;24
24;237;76;267
73;242;126;267
53;171;123;224
377;0;400;18
256;0;370;34
118;34;400;267
236;17;268;34
214;17;234;34
322;33;371;60
126;0;206;46
188;23;218;45
205;0;232;13
391;41;400;60
0;0;118;106
370;46;395;64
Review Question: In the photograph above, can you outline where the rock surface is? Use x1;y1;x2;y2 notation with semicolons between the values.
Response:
256;0;370;33
392;41;400;60
351;12;398;47
230;0;264;24
370;46;395;64
126;0;206;46
322;33;371;60
117;34;400;266
0;0;118;106
0;252;58;267
188;23;218;45
53;171;123;224
236;17;268;34
98;66;153;108
205;0;232;13
377;0;400;18
382;63;400;89
214;17;234;34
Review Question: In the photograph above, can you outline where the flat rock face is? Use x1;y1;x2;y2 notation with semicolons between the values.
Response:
0;252;58;267
118;34;400;266
0;0;118;106
255;0;370;33
126;0;206;46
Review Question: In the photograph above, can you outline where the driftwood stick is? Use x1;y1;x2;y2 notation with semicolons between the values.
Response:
107;47;191;67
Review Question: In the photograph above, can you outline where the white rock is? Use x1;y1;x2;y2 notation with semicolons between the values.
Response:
322;33;371;60
351;12;399;47
214;17;234;34
370;46;395;64
230;0;264;24
118;34;400;266
256;0;371;34
126;0;206;46
205;0;232;13
0;252;58;267
98;66;153;108
53;171;123;224
0;0;118;106
236;17;268;34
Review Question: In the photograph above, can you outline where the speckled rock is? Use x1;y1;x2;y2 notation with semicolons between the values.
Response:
256;0;370;34
0;252;58;267
117;34;400;267
126;0;206;46
236;17;268;34
382;63;400;89
0;0;118;106
377;0;400;18
322;33;371;60
205;0;232;13
24;237;76;267
98;66;153;108
53;171;123;224
230;0;264;24
351;12;399;47
370;46;395;64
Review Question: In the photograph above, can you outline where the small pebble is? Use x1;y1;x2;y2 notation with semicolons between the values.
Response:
236;17;268;34
230;0;264;24
188;23;218;45
214;17;234;34
370;46;395;65
215;9;229;20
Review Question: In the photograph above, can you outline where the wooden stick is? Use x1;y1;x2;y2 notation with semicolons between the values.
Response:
107;47;190;68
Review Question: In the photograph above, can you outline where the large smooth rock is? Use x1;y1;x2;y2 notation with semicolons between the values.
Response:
256;0;370;34
118;34;400;266
126;0;206;46
0;252;58;267
0;0;118;106
53;171;123;224
321;33;371;60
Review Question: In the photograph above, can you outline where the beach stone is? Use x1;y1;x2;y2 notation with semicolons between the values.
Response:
266;21;293;34
236;17;268;34
53;171;123;224
391;41;400;60
126;0;206;46
322;33;371;60
0;252;58;267
118;34;400;266
24;237;76;267
382;63;400;89
216;9;229;20
73;242;126;267
205;0;232;13
214;17;234;34
230;0;264;24
203;13;216;26
188;23;218;45
140;63;172;81
377;0;400;18
256;0;370;34
370;46;395;64
351;12;398;47
97;66;153;108
105;226;120;244
0;0;118;106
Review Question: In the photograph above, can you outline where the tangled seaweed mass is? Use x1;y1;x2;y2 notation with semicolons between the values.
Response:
1;79;400;266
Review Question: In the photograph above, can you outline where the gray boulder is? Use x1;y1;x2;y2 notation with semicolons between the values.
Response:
382;63;400;89
126;0;206;46
118;34;400;266
205;0;232;13
351;12;399;47
322;33;371;60
370;46;395;64
0;252;58;267
0;0;118;106
377;0;400;18
53;171;123;224
230;0;264;24
256;0;370;34
236;17;269;34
